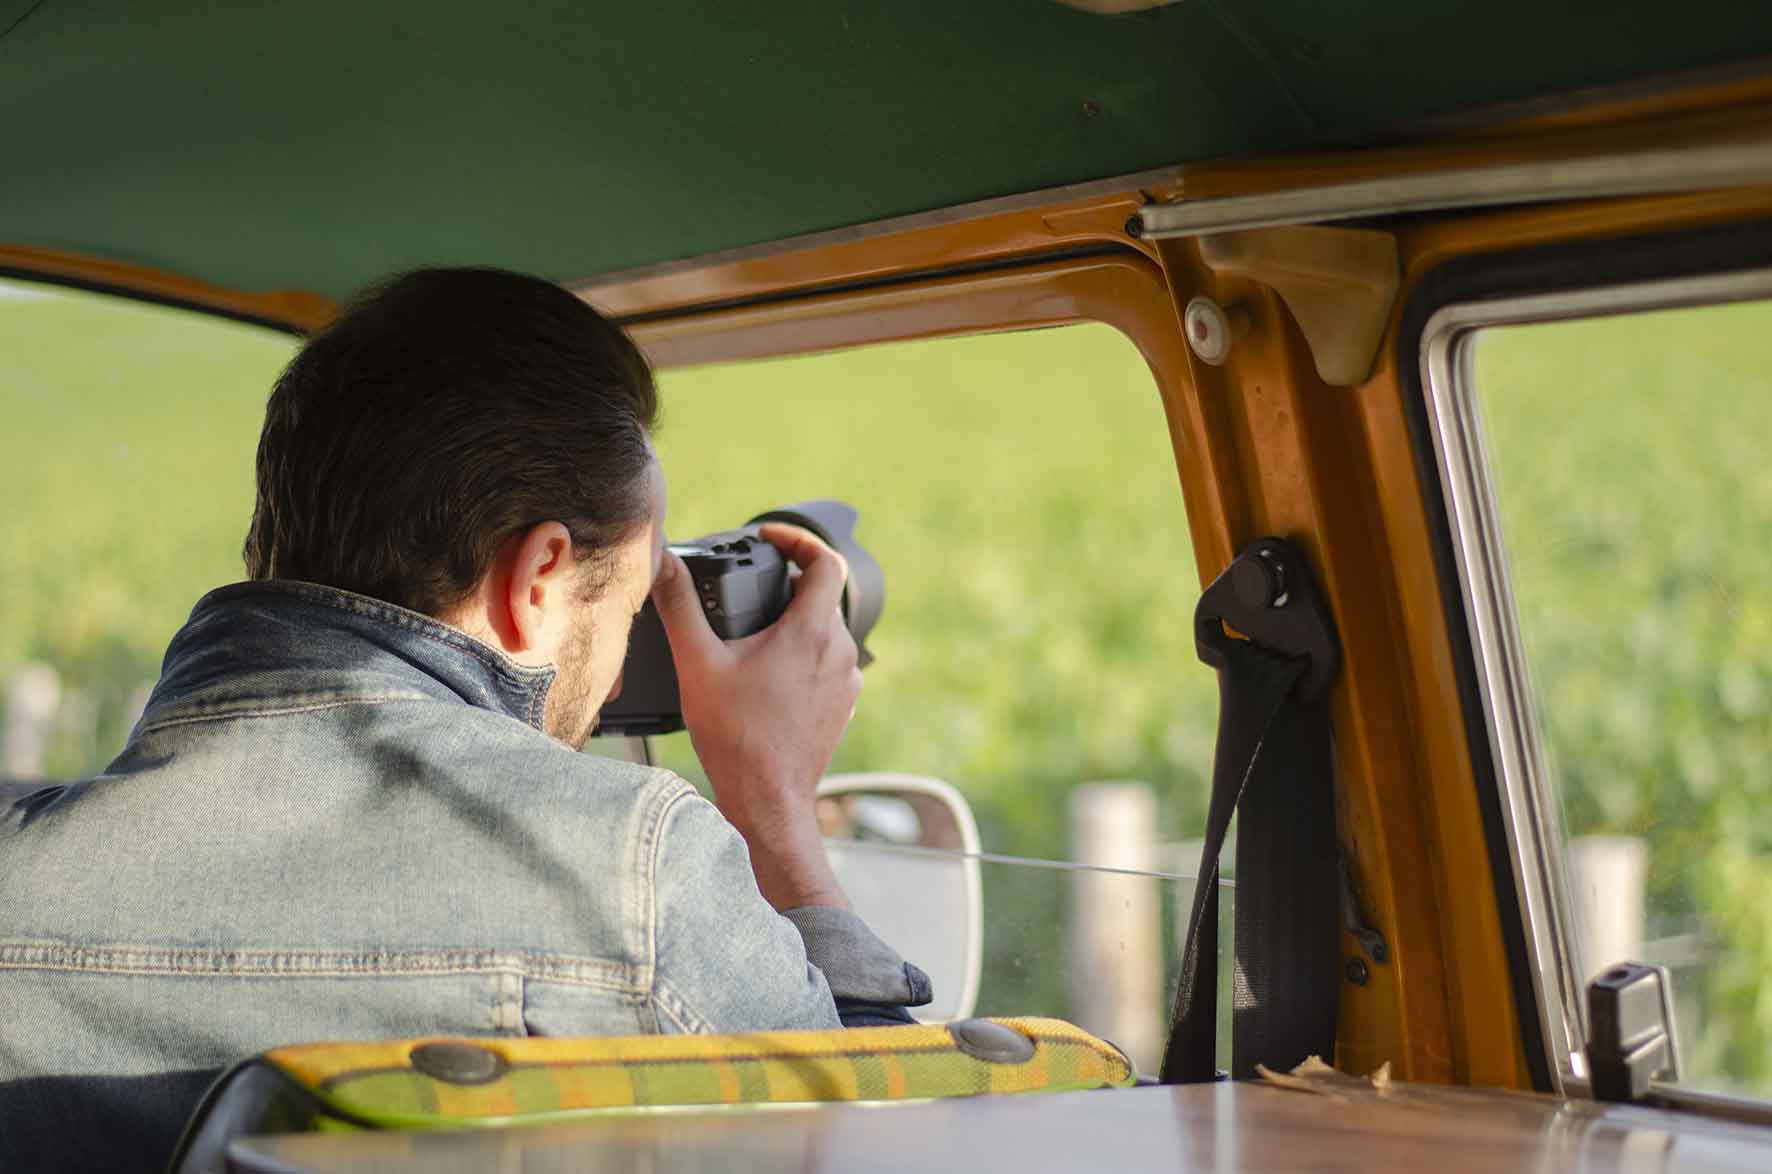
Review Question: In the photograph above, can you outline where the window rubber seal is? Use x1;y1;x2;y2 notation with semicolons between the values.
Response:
0;265;311;336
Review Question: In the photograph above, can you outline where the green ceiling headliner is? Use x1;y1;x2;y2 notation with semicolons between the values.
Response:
4;1;1771;301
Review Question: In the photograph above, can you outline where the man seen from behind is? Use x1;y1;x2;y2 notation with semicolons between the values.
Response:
0;268;929;1172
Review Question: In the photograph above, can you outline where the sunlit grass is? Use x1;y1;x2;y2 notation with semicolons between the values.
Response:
0;280;295;766
650;325;1213;856
1478;301;1772;1093
0;291;1214;858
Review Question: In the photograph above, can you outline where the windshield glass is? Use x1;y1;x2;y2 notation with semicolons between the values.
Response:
1470;295;1772;1098
642;324;1220;1071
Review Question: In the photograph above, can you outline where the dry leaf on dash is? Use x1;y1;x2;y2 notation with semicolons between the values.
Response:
1255;1056;1392;1097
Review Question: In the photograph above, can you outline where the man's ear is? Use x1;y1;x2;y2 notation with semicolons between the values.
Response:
502;520;575;655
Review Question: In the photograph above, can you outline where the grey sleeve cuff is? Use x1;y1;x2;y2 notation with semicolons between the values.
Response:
781;905;934;1007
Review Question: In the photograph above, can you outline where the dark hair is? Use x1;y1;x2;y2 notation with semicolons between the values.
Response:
243;268;659;615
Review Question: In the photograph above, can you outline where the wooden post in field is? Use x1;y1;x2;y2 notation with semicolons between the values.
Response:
3;663;62;778
1567;835;1648;980
1069;782;1163;1073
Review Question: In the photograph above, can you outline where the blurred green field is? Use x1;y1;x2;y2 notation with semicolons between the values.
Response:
649;327;1214;1039
1477;303;1772;1091
0;283;297;759
648;326;1213;858
0;282;1215;862
5;276;1772;1092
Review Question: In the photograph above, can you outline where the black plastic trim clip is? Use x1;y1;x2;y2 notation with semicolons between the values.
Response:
1195;536;1341;702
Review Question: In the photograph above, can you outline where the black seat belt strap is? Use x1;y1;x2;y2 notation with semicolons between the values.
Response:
1159;537;1342;1084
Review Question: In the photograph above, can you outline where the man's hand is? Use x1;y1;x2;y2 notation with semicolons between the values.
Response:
650;522;861;912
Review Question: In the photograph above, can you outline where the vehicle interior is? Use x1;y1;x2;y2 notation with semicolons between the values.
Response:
8;1;1772;1170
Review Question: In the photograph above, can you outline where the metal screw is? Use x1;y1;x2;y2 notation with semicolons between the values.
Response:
1124;215;1143;239
1345;958;1370;986
1230;556;1283;610
1185;296;1234;366
1258;549;1288;608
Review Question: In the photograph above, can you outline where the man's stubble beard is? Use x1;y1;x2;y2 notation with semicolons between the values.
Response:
543;617;603;749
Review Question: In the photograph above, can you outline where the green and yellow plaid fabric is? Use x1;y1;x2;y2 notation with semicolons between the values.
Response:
265;1017;1134;1129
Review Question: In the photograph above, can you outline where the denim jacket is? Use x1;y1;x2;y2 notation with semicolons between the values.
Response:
0;581;928;1171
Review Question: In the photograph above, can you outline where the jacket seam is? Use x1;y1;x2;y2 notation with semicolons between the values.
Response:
651;974;715;1035
645;780;701;1033
135;694;422;734
0;942;645;992
492;971;528;1033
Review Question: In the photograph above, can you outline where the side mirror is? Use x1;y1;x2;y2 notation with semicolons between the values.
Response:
816;773;982;1022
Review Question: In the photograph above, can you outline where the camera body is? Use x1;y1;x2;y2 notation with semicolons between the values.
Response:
675;530;795;640
595;500;881;738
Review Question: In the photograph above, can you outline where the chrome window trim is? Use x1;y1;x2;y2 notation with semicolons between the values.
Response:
1138;138;1772;240
1418;267;1772;1092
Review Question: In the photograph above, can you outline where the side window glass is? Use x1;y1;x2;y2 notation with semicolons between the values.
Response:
0;278;297;779
646;324;1220;1067
1471;299;1772;1096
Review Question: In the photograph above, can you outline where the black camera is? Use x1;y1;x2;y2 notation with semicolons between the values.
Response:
595;500;884;737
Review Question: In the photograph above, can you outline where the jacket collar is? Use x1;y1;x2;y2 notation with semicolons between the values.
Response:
149;580;558;732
